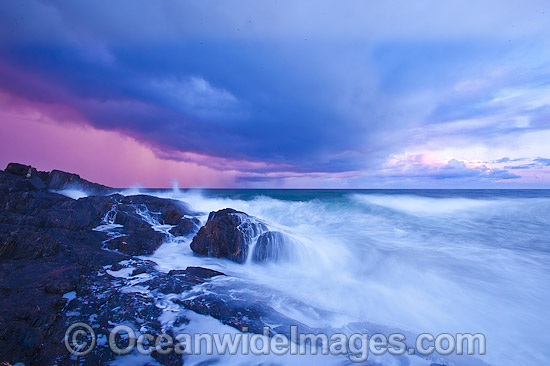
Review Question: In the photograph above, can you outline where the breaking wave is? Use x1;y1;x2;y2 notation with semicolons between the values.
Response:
99;188;550;365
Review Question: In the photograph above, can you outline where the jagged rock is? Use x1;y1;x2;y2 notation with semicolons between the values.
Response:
106;229;165;256
170;216;201;237
4;162;112;194
2;164;295;366
0;168;205;364
190;208;267;263
0;169;35;193
103;196;197;255
5;163;38;178
28;176;47;190
119;195;195;223
169;266;225;279
46;169;111;193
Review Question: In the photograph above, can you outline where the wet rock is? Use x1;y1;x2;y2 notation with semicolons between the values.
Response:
170;216;201;237
177;293;314;337
0;169;127;364
119;195;195;224
131;267;148;276
106;230;165;256
61;264;185;366
103;209;166;255
98;195;200;254
0;165;282;366
190;208;267;263
170;266;225;279
144;266;225;295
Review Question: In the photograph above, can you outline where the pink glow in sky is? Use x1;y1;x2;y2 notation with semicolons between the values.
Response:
0;102;236;188
1;1;549;188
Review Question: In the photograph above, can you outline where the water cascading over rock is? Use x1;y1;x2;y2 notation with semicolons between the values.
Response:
190;208;268;263
251;231;294;263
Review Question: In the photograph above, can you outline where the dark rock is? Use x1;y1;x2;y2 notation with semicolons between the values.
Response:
120;195;195;224
146;275;189;295
144;266;226;295
190;208;267;263
46;169;111;193
28;195;118;231
95;194;201;256
104;209;167;255
0;170;128;364
178;292;314;337
131;267;147;276
0;170;34;193
5;163;36;178
106;231;164;256
4;162;113;195
61;263;183;366
110;262;125;271
0;230;60;260
4;163;47;192
113;209;153;229
252;231;293;263
28;176;46;190
170;216;200;237
43;265;80;294
1;165;289;366
172;266;226;279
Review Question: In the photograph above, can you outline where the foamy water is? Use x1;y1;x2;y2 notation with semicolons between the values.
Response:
108;189;550;365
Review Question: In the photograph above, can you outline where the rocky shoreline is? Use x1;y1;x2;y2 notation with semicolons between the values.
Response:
0;163;308;365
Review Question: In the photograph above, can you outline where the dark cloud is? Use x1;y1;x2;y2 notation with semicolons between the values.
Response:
0;0;549;186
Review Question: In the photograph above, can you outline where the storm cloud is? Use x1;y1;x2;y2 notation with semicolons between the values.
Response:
1;0;549;187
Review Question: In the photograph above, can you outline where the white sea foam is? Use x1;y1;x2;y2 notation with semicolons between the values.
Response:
54;188;89;199
131;189;550;366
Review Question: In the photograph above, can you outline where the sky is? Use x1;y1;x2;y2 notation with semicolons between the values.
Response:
0;0;549;188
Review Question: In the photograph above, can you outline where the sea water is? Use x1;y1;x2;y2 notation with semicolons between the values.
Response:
128;189;550;366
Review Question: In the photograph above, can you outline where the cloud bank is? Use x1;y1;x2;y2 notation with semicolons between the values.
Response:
0;0;549;187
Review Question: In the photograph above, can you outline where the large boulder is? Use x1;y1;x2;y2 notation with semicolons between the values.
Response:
190;208;267;263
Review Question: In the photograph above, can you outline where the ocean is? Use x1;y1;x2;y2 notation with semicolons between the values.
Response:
105;189;550;366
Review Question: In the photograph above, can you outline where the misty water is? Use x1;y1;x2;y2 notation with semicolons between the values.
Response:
116;189;550;366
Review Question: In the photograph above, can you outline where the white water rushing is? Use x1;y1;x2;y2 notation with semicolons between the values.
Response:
123;189;550;366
